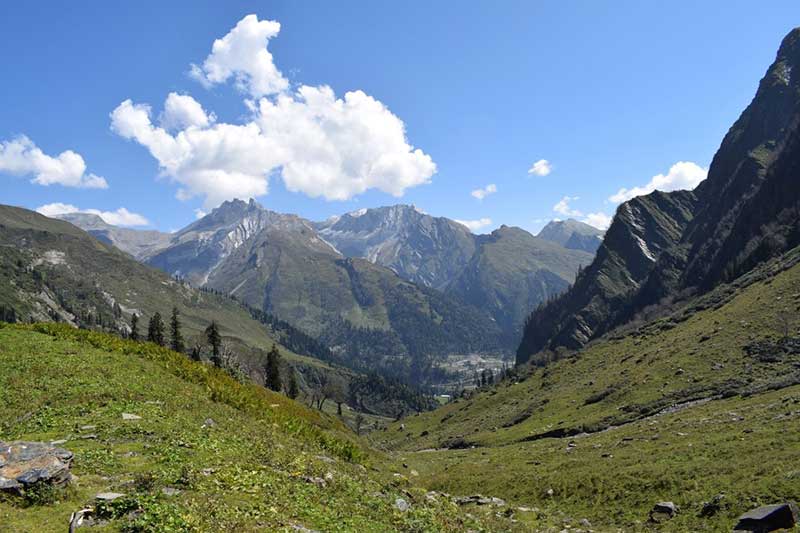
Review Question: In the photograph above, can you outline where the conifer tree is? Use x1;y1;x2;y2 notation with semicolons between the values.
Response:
265;344;282;392
205;321;222;367
287;370;299;399
169;307;185;353
147;312;165;346
130;313;140;341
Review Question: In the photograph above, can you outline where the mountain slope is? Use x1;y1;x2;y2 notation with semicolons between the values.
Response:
204;222;506;378
0;323;517;532
517;190;696;363
55;212;171;260
147;199;301;286
378;245;800;531
314;205;595;345
537;218;604;253
315;205;477;289
446;225;593;340
518;28;800;364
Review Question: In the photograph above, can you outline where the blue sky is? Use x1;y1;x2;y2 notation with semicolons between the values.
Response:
1;1;799;233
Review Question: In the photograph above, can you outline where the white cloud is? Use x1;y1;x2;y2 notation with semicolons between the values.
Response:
160;93;214;130
553;196;582;217
528;159;552;177
189;14;288;98
255;85;435;200
194;208;207;219
112;15;435;208
471;183;497;200
609;161;707;204
0;135;108;189
582;212;612;230
36;203;149;226
455;217;492;233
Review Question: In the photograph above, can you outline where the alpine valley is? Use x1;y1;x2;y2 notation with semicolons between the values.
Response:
2;12;800;533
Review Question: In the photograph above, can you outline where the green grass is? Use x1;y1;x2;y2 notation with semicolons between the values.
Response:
0;324;517;532
374;249;800;531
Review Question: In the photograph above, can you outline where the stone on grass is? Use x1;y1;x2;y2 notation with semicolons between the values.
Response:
649;501;678;523
95;492;126;501
395;497;410;512
733;502;799;532
122;413;142;421
161;487;181;497
202;418;216;428
0;441;73;495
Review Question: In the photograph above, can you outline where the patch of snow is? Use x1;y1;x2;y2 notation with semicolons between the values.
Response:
633;235;656;262
348;208;368;218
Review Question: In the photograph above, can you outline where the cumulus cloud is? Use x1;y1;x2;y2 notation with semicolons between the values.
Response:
582;212;612;230
160;93;214;130
528;159;552;177
111;98;280;207
113;14;435;207
194;208;207;219
553;196;582;217
609;161;707;204
455;217;492;233
189;14;288;98
471;183;497;200
0;135;108;189
36;203;149;226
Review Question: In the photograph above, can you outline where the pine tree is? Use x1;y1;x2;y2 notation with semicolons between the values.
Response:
169;307;185;353
205;321;222;367
130;313;140;341
265;344;282;392
147;312;165;346
287;370;299;399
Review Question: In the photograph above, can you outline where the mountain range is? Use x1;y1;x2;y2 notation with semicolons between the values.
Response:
56;201;597;378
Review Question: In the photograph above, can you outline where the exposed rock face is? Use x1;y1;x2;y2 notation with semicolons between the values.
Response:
147;199;305;286
315;205;477;290
518;27;800;365
0;441;73;494
734;502;799;532
517;190;696;363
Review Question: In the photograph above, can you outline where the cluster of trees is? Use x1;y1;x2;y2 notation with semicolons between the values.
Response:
129;308;300;401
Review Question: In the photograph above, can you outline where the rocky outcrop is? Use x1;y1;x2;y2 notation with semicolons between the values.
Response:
0;441;73;494
517;190;696;364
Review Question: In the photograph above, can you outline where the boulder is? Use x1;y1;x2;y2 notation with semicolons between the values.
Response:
649;501;678;523
733;502;799;532
0;441;73;495
395;497;410;512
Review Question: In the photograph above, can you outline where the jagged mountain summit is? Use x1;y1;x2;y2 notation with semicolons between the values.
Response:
314;205;477;290
518;27;800;365
537;218;604;253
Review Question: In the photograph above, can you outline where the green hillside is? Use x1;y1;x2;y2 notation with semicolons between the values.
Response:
375;246;800;531
0;324;517;532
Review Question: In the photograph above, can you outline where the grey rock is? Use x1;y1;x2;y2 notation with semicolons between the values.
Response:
95;492;126;501
202;418;216;428
0;441;73;495
395;497;410;512
734;502;799;532
649;501;678;522
161;487;181;497
122;413;142;420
